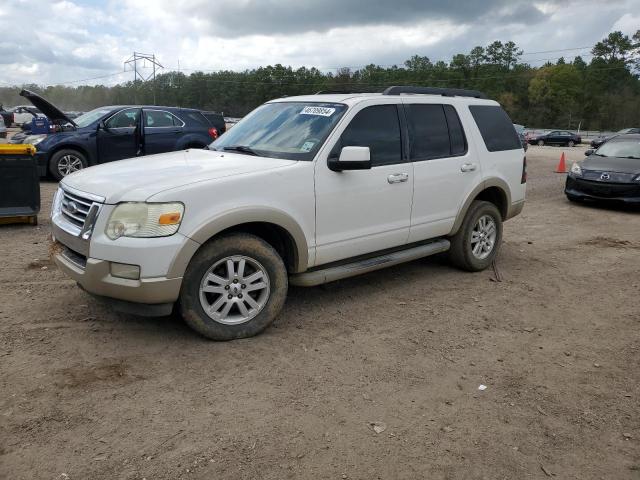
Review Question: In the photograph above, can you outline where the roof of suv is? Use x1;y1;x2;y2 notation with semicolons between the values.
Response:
269;92;499;107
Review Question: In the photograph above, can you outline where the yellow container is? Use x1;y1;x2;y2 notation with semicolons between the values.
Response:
0;144;36;156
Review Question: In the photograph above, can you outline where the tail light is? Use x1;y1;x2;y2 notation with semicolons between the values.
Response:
208;127;218;140
521;156;527;184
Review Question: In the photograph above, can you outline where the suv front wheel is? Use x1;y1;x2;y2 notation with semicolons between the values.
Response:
449;200;503;271
180;233;288;340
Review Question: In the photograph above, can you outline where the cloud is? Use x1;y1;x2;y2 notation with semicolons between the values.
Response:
0;0;638;86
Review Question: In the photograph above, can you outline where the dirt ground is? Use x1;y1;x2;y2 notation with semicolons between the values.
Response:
1;145;639;480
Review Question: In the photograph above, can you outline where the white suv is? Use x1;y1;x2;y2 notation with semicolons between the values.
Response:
51;86;526;340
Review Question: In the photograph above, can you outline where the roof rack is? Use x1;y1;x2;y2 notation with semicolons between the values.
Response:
382;86;487;99
314;87;385;95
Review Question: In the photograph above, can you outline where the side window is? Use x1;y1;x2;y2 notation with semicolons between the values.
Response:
106;109;140;128
444;105;467;155
144;110;176;128
339;105;402;166
406;104;450;160
469;105;522;152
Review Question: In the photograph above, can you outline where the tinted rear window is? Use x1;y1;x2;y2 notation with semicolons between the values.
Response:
405;104;450;160
444;105;467;155
469;105;521;152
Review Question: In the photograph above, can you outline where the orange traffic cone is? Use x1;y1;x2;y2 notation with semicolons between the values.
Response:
555;152;567;173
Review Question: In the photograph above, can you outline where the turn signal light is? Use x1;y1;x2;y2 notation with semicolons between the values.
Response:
158;212;182;225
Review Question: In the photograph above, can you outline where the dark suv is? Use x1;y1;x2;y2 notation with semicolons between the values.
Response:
14;90;221;180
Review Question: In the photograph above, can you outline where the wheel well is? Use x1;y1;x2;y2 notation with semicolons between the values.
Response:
475;186;508;219
209;222;299;272
185;143;205;149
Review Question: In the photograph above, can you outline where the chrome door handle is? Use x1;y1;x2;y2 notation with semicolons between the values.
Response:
387;173;409;184
460;163;477;172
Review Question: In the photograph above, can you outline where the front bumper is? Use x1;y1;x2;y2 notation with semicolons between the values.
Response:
53;248;182;305
565;176;640;203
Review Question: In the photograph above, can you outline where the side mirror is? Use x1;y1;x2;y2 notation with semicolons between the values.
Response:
585;149;594;156
328;146;372;172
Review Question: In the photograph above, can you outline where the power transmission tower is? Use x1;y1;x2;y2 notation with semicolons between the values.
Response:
124;52;163;104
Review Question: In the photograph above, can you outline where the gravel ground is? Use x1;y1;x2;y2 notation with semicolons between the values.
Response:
1;145;639;479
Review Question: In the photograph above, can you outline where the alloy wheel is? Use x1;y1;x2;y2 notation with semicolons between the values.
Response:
57;154;84;177
198;255;271;325
470;214;497;260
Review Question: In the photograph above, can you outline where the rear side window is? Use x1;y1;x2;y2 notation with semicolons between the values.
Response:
469;105;521;152
144;110;176;127
444;105;467;155
339;105;402;166
183;112;209;127
405;104;450;160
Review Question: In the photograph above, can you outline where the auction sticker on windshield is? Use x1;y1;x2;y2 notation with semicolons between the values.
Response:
300;106;336;117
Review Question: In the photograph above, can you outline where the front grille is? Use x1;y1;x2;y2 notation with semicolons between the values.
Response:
572;178;640;198
582;170;636;183
60;189;95;228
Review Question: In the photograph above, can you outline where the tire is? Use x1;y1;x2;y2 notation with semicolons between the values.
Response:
568;140;575;147
448;200;503;272
537;140;544;146
179;233;288;341
49;149;88;181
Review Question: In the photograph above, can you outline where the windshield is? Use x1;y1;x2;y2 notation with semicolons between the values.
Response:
596;139;640;158
74;108;113;128
210;102;347;160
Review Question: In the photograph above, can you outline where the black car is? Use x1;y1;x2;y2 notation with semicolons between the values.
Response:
528;130;581;147
565;134;640;204
12;89;221;180
590;128;640;149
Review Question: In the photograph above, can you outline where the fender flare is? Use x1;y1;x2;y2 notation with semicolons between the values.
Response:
450;178;512;236
167;207;310;277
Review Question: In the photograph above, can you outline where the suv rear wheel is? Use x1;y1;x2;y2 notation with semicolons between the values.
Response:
49;149;88;181
180;233;288;340
449;200;503;272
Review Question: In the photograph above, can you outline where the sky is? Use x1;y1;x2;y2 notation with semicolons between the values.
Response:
0;0;639;86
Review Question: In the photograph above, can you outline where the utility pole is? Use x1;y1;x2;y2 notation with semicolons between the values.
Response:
124;52;164;104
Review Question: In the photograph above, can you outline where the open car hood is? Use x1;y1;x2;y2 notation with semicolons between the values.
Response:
19;89;76;127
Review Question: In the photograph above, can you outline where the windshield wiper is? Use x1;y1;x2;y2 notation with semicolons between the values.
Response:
624;156;640;159
593;153;607;157
223;145;260;156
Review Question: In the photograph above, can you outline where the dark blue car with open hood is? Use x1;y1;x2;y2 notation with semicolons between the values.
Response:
13;90;224;180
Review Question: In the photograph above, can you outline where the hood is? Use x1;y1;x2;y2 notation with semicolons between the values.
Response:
61;149;297;203
582;155;640;174
19;89;76;126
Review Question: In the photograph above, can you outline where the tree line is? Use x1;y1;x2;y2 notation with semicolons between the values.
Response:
1;31;639;131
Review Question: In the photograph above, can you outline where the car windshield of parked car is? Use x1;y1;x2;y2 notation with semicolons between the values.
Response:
596;140;640;158
210;102;347;160
74;108;113;128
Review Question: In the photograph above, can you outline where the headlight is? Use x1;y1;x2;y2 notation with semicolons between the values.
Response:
106;202;184;240
51;187;63;217
24;134;47;146
570;162;582;176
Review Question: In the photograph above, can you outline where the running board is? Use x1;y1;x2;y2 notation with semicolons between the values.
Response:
290;239;450;287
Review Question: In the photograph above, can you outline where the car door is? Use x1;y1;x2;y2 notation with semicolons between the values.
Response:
404;102;483;242
314;102;413;265
97;108;141;163
143;109;183;155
